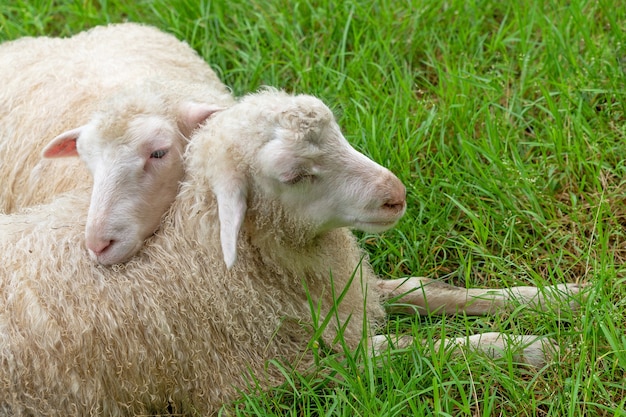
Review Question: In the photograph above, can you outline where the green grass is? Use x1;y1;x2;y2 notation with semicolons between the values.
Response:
2;0;626;415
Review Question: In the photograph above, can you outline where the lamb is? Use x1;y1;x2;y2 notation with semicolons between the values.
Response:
0;89;583;416
0;23;235;264
41;80;228;265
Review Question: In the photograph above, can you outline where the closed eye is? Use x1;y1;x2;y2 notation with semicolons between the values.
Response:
150;149;169;159
283;173;314;185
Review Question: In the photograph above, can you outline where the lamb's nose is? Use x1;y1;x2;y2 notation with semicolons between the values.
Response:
382;180;406;214
86;237;113;257
383;199;405;213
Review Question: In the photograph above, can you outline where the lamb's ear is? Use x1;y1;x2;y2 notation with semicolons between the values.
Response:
42;127;83;158
178;102;224;137
213;174;248;269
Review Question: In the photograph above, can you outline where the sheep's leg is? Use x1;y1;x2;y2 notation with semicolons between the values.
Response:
370;332;557;368
377;277;584;315
440;332;558;368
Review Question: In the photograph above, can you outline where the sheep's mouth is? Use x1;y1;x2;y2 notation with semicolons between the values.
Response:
353;219;399;233
88;237;143;266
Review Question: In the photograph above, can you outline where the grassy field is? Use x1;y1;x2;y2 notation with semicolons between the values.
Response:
2;0;626;415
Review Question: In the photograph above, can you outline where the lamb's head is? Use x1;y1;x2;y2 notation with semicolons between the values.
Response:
42;89;221;265
189;90;406;268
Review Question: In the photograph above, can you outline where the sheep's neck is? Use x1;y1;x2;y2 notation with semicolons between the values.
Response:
246;196;320;253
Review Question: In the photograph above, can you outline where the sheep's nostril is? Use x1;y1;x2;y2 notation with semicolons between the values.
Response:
374;172;407;216
383;188;407;214
382;178;407;212
383;201;405;213
88;239;114;256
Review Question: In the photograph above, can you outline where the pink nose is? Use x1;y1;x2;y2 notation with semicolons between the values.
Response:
87;238;113;256
382;180;406;215
383;198;406;214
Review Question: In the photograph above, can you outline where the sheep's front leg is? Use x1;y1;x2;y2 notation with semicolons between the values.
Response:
439;332;558;368
377;277;584;315
370;332;557;368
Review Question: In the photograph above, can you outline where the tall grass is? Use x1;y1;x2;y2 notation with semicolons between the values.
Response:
2;0;625;415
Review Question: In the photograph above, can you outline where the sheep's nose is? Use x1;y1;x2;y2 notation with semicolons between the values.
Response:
383;199;405;213
383;197;406;214
383;182;406;214
87;237;113;256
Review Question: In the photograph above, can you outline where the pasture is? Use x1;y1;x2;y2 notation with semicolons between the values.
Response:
1;0;625;415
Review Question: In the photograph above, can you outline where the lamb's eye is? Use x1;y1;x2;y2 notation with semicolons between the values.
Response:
284;173;313;185
150;149;168;159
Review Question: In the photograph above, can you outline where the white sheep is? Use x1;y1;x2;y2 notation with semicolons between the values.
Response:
0;23;234;264
0;89;582;416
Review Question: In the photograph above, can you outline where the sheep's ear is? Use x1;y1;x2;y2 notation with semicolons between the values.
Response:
42;127;83;158
213;175;248;269
178;102;224;137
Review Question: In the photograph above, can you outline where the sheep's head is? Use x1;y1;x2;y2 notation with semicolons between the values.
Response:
42;91;221;265
194;90;406;269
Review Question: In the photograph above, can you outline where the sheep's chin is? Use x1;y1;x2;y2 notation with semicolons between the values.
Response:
351;220;399;233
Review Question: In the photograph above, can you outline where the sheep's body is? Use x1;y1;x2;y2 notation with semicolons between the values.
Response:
0;22;230;213
0;90;582;416
2;194;366;414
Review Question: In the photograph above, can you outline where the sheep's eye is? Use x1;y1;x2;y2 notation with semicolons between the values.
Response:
283;173;313;185
150;149;168;159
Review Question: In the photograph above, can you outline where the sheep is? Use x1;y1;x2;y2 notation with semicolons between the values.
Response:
0;89;583;416
0;23;235;264
41;80;229;265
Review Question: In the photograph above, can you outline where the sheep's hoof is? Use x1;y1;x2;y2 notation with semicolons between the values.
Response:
544;282;589;313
